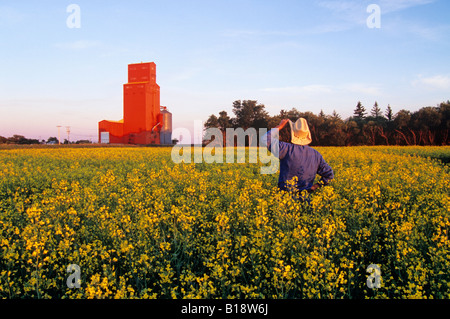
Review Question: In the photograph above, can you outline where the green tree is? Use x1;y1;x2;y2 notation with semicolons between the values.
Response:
232;100;266;129
204;114;219;142
437;101;450;145
363;120;378;145
217;111;233;146
354;101;367;120
331;110;341;120
286;108;301;121
393;110;413;145
75;140;91;144
232;100;269;145
217;111;232;131
273;110;290;142
385;104;393;121
299;111;320;145
323;112;346;146
319;109;326;119
204;114;219;129
344;119;361;146
9;135;40;144
46;137;59;144
371;101;382;118
411;106;441;145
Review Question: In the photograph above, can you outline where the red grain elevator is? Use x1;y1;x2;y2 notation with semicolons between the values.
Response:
98;62;172;145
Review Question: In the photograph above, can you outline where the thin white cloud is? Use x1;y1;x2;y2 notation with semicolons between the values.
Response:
316;0;448;42
54;40;101;50
318;0;435;13
316;0;436;24
223;0;438;40
316;0;369;25
405;23;450;41
261;84;334;94
342;83;382;96
317;0;362;13
261;83;381;96
168;67;204;82
413;74;450;90
222;29;289;38
222;23;352;39
378;0;436;14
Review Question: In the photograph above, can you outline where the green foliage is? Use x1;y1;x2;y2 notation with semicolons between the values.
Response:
205;100;449;146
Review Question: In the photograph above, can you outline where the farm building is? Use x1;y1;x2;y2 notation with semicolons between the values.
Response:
98;62;172;145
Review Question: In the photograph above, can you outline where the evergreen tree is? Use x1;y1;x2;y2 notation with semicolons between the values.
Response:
331;110;341;120
385;104;393;121
319;109;326;118
354;101;366;119
205;99;449;146
371;101;382;117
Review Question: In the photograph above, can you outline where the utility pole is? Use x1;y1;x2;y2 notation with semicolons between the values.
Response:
66;126;71;144
57;125;62;145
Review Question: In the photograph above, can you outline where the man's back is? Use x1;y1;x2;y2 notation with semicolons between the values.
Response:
261;118;334;194
277;142;334;192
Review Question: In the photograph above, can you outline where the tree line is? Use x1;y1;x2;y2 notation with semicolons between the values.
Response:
204;100;449;146
0;135;92;145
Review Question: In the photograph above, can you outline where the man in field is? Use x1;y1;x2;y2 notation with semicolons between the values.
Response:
261;118;334;199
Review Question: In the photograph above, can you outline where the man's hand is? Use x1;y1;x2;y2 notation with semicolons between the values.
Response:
280;119;290;127
276;119;290;130
307;183;320;193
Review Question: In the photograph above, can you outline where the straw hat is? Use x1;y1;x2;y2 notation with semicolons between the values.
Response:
289;118;312;145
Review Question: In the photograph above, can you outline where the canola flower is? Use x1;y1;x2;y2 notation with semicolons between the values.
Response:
0;146;449;299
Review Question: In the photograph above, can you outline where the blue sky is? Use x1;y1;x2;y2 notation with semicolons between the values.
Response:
0;0;449;142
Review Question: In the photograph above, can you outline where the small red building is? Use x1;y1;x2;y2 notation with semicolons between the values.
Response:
98;62;172;145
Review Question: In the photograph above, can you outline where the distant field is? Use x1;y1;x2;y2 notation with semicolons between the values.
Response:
0;146;448;299
368;146;450;163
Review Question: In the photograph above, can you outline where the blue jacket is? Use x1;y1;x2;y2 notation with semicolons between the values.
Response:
262;129;334;192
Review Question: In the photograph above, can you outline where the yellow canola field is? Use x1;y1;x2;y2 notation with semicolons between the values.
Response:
0;146;449;299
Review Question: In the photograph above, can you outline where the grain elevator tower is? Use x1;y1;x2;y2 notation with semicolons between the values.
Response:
98;62;172;145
